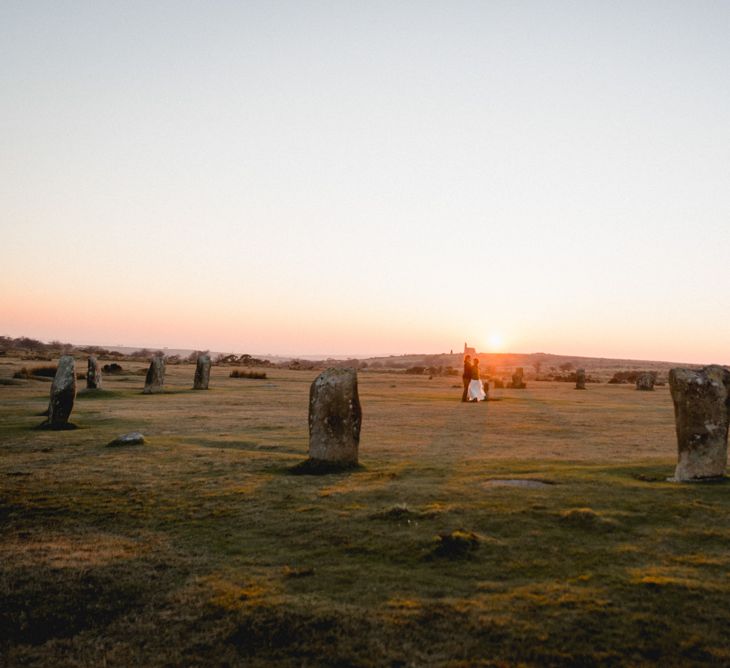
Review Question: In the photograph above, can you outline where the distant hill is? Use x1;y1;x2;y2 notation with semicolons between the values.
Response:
1;335;711;382
359;351;704;382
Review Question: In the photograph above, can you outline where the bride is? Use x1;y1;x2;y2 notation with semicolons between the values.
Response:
468;358;487;402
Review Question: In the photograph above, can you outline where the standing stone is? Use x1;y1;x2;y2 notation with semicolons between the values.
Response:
87;355;102;390
510;367;526;389
40;355;77;429
308;367;362;466
636;372;655;391
669;366;730;481
193;354;211;390
143;355;165;394
575;368;586;390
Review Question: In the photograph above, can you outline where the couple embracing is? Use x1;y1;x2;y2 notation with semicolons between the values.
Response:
461;354;487;402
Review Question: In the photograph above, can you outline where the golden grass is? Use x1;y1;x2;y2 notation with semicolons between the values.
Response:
1;356;729;665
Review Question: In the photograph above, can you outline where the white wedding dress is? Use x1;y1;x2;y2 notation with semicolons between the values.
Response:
468;379;486;401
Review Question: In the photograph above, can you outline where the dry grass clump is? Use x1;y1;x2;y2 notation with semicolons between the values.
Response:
229;369;267;379
13;365;57;379
559;507;620;531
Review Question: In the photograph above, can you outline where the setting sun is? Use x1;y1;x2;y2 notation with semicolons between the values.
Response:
487;333;504;351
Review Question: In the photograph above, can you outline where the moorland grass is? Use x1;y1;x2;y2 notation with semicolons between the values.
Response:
1;358;729;665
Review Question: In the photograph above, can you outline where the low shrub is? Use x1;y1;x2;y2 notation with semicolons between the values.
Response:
102;363;124;374
230;370;267;379
608;370;658;385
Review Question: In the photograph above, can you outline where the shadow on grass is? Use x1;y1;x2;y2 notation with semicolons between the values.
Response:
286;459;365;476
76;389;126;400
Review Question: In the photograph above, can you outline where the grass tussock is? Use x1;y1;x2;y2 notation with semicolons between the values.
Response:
559;507;620;531
429;530;481;559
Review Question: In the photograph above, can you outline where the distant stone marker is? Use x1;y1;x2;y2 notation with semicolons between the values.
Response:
143;355;165;394
575;368;586;390
39;355;76;429
636;373;655;391
510;367;527;389
308;367;362;467
87;355;102;390
668;365;730;481
193;354;211;390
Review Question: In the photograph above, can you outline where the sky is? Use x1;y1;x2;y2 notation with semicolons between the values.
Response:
1;1;729;362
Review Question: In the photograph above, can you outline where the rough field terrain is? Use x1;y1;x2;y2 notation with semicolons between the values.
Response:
1;356;729;666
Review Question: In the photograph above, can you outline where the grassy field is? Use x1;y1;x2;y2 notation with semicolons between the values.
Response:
1;356;729;666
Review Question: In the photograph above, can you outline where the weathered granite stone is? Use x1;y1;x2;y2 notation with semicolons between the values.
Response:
87;355;102;389
143;355;165;394
510;367;526;389
107;432;145;447
40;355;76;429
308;367;361;466
669;365;730;481
575;368;586;390
636;373;655;391
193;354;211;390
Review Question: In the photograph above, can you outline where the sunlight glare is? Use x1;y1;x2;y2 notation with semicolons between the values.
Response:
487;333;504;351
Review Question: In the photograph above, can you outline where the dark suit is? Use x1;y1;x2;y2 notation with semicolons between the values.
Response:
461;359;471;402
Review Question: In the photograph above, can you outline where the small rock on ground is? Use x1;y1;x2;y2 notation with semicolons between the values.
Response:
107;432;145;447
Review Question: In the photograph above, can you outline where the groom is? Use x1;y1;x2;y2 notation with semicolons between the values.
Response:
461;354;471;402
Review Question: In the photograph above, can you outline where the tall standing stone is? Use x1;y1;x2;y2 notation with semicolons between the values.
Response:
308;367;362;466
636;373;655;391
575;368;586;390
40;355;77;429
87;356;102;390
510;367;526;389
143;355;165;394
193;354;211;390
669;366;730;481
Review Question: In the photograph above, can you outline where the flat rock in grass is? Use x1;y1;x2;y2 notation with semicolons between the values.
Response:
484;479;555;489
107;432;145;447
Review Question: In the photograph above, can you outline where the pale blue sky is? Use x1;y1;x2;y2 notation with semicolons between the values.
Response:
1;1;729;361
